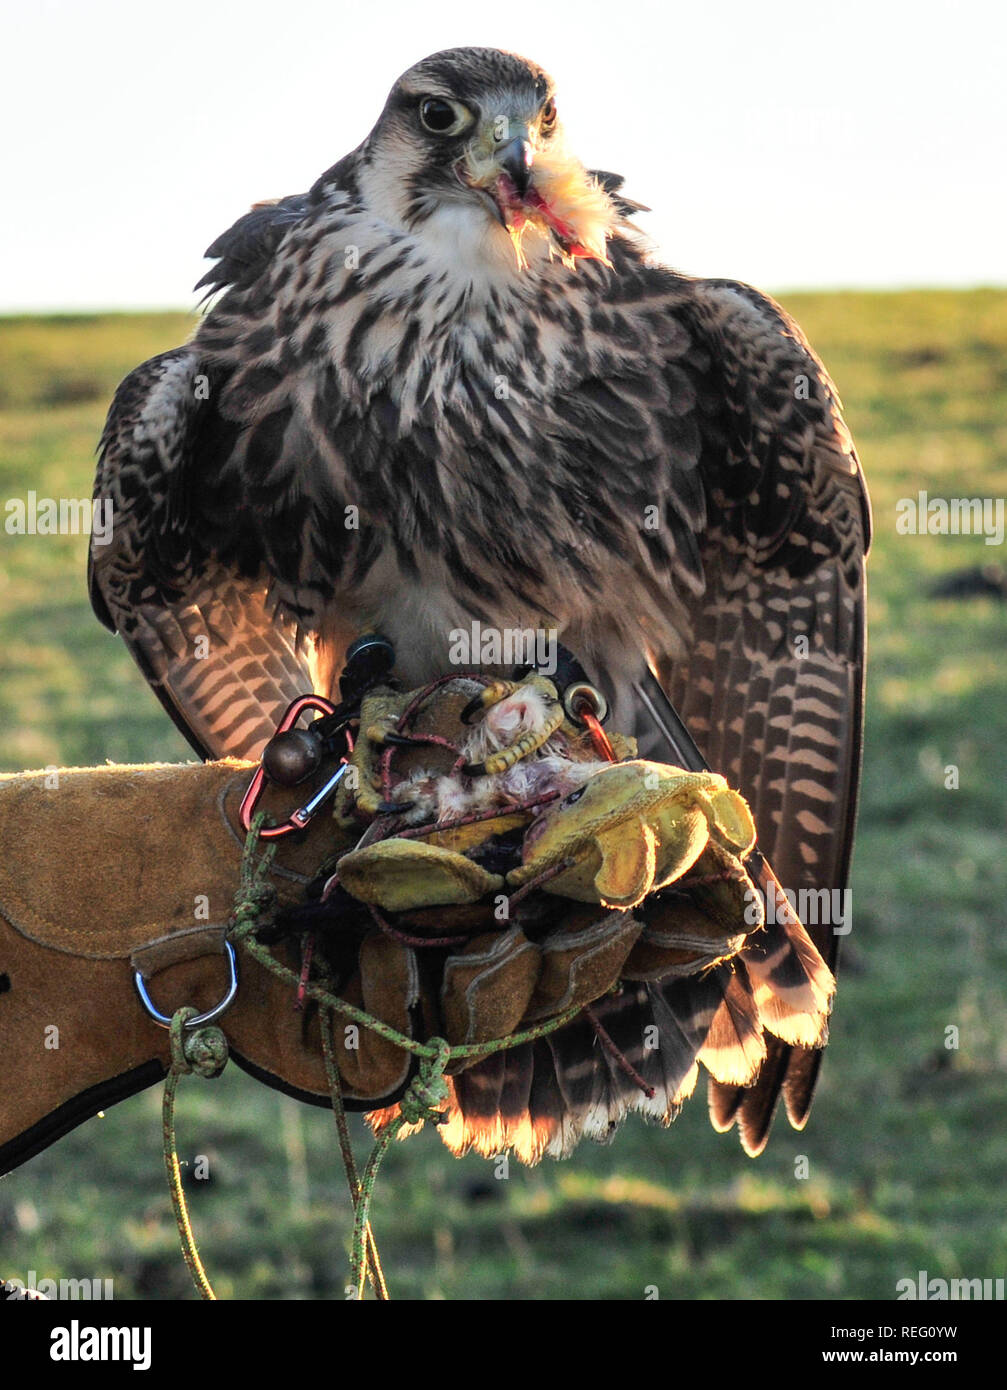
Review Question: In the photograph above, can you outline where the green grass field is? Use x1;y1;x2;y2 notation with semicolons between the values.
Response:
1;292;1006;1299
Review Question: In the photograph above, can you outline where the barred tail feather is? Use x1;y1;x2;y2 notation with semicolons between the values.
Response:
371;919;835;1164
740;915;835;1048
698;969;767;1086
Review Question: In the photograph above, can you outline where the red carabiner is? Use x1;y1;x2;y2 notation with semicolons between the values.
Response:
239;694;339;839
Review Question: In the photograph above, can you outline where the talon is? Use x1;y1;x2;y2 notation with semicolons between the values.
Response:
460;680;520;724
459;694;486;725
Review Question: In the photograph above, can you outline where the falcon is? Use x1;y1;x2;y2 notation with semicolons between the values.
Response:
90;46;871;1158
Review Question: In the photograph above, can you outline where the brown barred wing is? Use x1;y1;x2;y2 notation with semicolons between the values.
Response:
659;279;871;1152
89;348;315;760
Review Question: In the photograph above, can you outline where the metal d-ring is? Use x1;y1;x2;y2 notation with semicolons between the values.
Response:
134;940;239;1030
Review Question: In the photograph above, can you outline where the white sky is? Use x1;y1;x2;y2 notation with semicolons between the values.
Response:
2;0;1004;310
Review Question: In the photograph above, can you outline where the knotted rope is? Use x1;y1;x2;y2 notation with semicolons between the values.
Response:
161;1006;229;1301
164;813;589;1301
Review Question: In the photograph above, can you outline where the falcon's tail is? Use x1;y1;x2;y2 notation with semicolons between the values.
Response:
371;915;834;1164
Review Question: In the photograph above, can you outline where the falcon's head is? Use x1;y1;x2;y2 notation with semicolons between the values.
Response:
358;47;617;271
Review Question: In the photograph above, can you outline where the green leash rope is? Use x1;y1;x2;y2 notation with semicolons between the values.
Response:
162;1006;229;1300
231;907;585;1063
347;1036;452;1299
320;1008;388;1300
163;813;585;1300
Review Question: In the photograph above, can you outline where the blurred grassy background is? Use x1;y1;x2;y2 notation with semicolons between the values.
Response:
1;292;1005;1299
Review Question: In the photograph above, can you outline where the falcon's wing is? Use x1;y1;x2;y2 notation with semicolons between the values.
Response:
193;193;312;299
89;347;316;760
587;168;651;217
658;279;871;1153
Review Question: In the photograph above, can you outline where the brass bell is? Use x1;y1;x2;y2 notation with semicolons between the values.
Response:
261;728;323;787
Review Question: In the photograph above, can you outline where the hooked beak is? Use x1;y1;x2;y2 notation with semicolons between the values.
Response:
456;115;614;271
496;136;534;197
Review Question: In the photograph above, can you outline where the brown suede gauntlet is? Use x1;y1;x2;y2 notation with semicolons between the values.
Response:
0;675;766;1175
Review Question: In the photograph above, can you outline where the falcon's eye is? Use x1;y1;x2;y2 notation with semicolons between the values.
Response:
419;97;469;136
539;99;557;133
